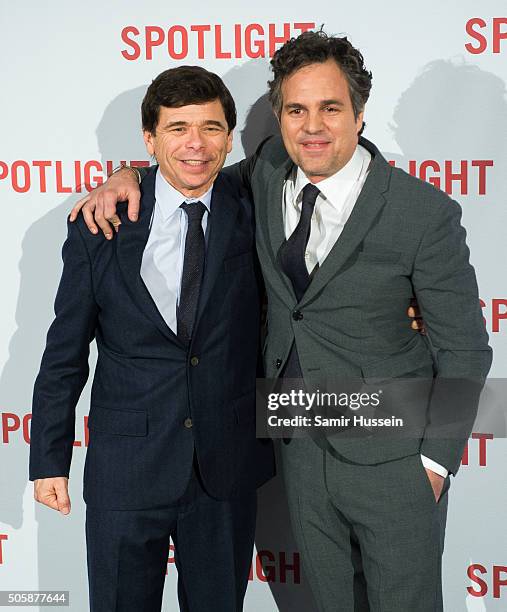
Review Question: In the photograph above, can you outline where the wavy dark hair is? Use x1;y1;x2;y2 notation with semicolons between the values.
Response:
142;65;236;133
268;30;372;130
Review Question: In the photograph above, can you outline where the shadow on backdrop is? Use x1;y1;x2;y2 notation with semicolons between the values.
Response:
388;58;507;293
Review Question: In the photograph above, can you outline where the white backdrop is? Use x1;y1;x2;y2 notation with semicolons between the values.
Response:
0;1;506;610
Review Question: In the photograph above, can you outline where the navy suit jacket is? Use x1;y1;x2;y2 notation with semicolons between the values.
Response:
29;167;275;509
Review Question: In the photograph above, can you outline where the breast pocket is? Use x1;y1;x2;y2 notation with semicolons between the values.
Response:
356;244;401;264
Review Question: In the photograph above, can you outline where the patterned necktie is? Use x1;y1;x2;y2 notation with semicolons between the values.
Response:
277;183;320;301
177;201;206;344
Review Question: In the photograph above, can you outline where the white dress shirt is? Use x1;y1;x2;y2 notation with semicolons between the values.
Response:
282;144;448;479
283;144;371;274
140;168;212;334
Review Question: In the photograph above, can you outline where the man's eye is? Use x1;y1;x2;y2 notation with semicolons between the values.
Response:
324;106;339;113
289;108;303;115
171;127;186;133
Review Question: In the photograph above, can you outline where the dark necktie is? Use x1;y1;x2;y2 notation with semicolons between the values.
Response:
177;201;206;344
277;183;320;301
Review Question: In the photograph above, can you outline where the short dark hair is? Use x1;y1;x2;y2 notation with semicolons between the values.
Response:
142;65;236;133
268;30;372;124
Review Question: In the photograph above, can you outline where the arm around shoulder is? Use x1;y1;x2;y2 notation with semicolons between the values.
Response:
69;164;150;236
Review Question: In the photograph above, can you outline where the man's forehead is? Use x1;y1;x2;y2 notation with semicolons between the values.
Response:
284;61;346;84
158;100;226;122
281;61;351;102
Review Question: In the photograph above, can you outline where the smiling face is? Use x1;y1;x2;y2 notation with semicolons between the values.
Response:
143;99;233;197
279;59;364;183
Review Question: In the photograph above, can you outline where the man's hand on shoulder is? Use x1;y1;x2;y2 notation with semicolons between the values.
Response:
69;167;141;239
34;476;71;515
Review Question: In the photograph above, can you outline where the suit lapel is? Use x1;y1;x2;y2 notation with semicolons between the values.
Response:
192;173;239;334
265;163;290;258
261;159;296;300
299;138;392;306
116;166;184;346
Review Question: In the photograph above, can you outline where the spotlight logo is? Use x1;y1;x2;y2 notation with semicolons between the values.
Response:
121;22;315;61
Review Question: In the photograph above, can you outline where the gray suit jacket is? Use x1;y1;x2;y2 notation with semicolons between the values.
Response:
228;135;492;475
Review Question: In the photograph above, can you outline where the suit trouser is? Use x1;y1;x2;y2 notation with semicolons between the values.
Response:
85;461;257;612
280;437;449;612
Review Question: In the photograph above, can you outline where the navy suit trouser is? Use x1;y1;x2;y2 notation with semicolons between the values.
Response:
85;459;257;612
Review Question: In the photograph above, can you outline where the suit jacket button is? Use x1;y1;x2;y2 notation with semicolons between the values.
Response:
184;418;193;428
276;359;282;369
190;356;199;366
292;310;303;321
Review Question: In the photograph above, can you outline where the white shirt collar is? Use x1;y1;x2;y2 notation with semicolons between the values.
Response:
155;168;213;222
293;144;369;210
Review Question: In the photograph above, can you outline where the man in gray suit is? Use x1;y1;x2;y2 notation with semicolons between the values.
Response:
72;31;491;612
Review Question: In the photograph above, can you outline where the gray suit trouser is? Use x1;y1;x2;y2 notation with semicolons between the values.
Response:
280;436;449;612
279;345;449;611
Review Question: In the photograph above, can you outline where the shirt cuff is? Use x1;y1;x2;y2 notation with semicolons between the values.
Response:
420;454;449;478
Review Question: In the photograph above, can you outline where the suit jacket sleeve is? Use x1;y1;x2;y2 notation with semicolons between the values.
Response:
412;196;493;475
29;219;99;480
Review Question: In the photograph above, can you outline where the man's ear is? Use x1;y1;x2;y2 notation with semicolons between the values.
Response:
143;130;155;156
355;111;365;135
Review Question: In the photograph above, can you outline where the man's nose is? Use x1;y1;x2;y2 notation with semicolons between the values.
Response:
304;111;324;134
185;127;205;149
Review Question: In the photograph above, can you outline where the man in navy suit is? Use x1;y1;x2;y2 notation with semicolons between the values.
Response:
29;66;274;612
